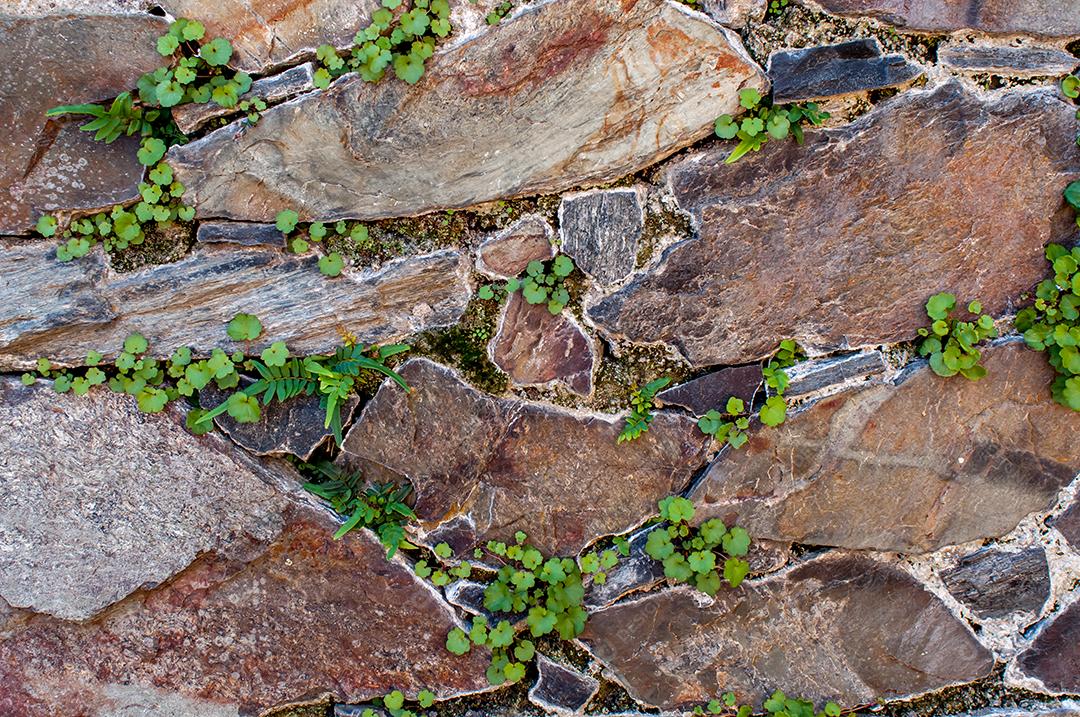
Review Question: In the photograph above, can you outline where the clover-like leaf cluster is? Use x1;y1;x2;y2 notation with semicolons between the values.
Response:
644;496;751;595
486;1;514;24
694;690;842;717
302;460;417;557
765;0;790;17
714;88;828;163
478;255;575;315
313;0;452;89
617;376;672;443
353;688;436;717
1016;242;1080;410
917;293;997;380
139;18;252;110
276;209;382;277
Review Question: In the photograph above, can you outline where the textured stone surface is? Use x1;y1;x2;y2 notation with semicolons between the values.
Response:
0;14;166;234
200;382;359;460
0;242;469;369
169;0;767;222
342;359;710;555
939;42;1079;78
476;215;554;278
783;350;887;397
590;83;1080;366
158;0;378;73
1054;500;1080;548
0;511;492;716
2;0;146;13
172;62;316;134
814;0;1080;37
702;0;765;27
950;706;1080;717
580;553;993;709
0;379;290;621
767;38;923;103
690;343;1080;552
560;189;644;285
529;655;599;714
490;293;595;395
941;548;1050;619
196;221;287;247
657;364;762;415
1017;600;1080;693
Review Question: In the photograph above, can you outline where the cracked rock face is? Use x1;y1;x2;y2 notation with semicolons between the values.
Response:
767;38;923;103
941;548;1051;619
0;14;166;234
689;343;1080;553
579;552;993;710
0;242;470;369
169;0;767;222
814;0;1080;37
588;83;1080;366
341;358;710;556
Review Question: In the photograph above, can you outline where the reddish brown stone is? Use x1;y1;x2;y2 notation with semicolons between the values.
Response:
342;359;710;556
815;0;1080;38
690;343;1080;553
1017;600;1080;693
579;552;993;710
490;293;595;396
589;83;1080;366
0;509;491;717
1053;500;1080;549
477;215;554;278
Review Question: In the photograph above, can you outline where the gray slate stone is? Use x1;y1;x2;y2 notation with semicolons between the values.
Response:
767;38;923;103
172;62;317;134
814;0;1080;38
657;364;762;415
939;42;1079;78
0;378;293;620
941;548;1051;619
559;189;644;286
783;350;887;397
195;221;287;247
529;655;599;714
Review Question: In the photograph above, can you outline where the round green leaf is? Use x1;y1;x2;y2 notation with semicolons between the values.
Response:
199;37;234;67
319;252;345;277
227;313;263;341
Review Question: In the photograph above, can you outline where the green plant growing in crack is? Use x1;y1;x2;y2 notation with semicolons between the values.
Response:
917;293;997;380
714;88;829;163
478;255;576;315
301;460;417;555
693;690;841;717
644;495;751;595
313;0;453;88
353;688;437;717
276;209;383;277
765;0;790;17
617;376;672;443
1015;241;1080;410
485;0;514;24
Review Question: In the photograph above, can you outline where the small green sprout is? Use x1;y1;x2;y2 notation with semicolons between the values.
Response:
226;313;263;341
617;376;671;443
715;88;828;163
917;292;997;380
644;495;751;595
479;254;575;314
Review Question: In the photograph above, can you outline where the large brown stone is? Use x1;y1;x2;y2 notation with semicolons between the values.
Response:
168;0;767;222
0;511;491;716
579;552;994;709
1017;600;1080;694
814;0;1080;38
341;359;710;556
0;14;166;234
0;242;470;370
589;83;1080;366
689;343;1080;553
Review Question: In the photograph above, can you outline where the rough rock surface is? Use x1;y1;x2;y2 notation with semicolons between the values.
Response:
0;14;166;234
589;83;1080;366
940;548;1051;619
580;552;993;709
0;511;492;716
476;215;554;278
0;379;289;621
813;0;1080;37
783;350;888;397
196;221;287;247
341;359;710;555
0;242;470;369
938;42;1079;78
702;0;765;27
158;0;378;73
1017;600;1080;693
1054;500;1080;548
559;189;644;286
168;0;767;222
767;39;923;103
529;655;599;714
490;293;595;396
690;343;1080;552
172;62;317;134
657;364;762;415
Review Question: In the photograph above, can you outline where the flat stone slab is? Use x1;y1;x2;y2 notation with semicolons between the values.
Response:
196;221;287;248
0;14;165;234
814;0;1080;38
938;41;1079;78
0;242;470;369
529;655;599;714
1017;600;1080;694
341;358;710;556
767;38;923;103
579;552;994;710
690;343;1080;553
783;350;888;397
589;83;1080;366
559;189;644;286
657;364;762;415
172;62;316;134
169;0;766;222
941;548;1050;619
1053;500;1080;549
476;215;554;278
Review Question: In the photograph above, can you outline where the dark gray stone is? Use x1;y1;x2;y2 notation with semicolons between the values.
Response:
559;189;643;285
939;42;1078;78
529;654;599;714
173;63;316;134
940;548;1050;618
783;350;887;397
767;38;924;103
195;221;287;248
1053;500;1080;549
1017;600;1080;694
657;364;762;415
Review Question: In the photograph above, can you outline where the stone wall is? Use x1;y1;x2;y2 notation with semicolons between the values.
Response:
0;1;1079;716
